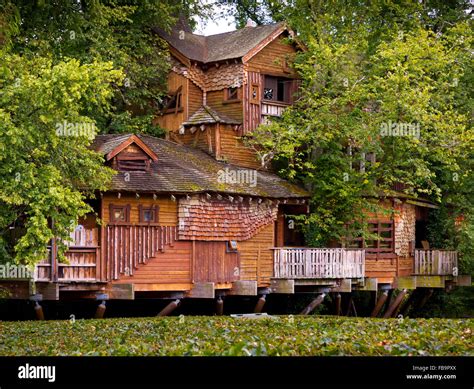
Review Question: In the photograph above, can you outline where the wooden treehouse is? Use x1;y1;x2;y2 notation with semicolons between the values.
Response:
1;22;470;318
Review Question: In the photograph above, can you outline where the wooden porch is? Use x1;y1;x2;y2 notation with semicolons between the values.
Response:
414;249;458;276
34;225;178;283
273;248;365;279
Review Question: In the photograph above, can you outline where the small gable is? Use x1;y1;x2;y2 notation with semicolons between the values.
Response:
105;135;158;172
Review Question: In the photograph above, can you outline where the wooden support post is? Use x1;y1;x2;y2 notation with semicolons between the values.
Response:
254;295;266;313
382;289;394;317
383;289;407;318
351;299;358;317
300;293;326;315
416;288;434;311
94;300;107;319
157;299;181;316
398;289;419;318
34;302;45;320
370;291;388;318
216;297;224;316
334;293;342;316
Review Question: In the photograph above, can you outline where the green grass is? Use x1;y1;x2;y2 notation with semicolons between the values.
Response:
0;316;472;356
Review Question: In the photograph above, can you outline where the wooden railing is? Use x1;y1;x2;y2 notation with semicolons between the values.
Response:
261;101;289;118
273;248;365;279
105;225;178;281
414;249;458;276
35;226;99;282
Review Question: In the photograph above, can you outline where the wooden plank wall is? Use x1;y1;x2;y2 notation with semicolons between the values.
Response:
246;34;298;76
218;125;262;169
207;88;243;121
243;71;262;134
193;241;239;283
188;78;202;117
153;72;187;132
238;223;274;286
102;194;177;226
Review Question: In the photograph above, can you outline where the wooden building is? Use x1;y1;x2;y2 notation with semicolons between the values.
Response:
1;22;470;317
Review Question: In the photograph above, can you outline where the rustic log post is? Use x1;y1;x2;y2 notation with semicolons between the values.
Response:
334;293;342;316
254;295;266;313
94;300;107;319
157;299;181;316
216;296;224;316
300;293;326;315
383;289;407;318
351;299;358;317
382;289;394;316
370;291;388;317
34;302;45;320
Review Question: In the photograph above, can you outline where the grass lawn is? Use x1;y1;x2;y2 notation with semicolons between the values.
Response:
0;316;472;356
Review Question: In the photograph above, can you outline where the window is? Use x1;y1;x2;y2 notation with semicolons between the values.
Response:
263;76;291;103
226;240;238;252
250;83;260;104
347;221;394;254
225;87;239;101
109;204;130;224
139;205;159;224
161;86;183;114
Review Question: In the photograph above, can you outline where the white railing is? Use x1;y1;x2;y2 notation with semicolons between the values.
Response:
261;101;289;117
273;248;365;279
414;249;458;276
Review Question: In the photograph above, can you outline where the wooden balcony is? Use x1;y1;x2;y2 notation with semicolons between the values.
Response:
261;100;289;118
414;249;458;276
273;248;365;279
35;227;99;282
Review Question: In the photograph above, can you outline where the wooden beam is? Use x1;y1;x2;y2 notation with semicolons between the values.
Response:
94;300;107;319
36;282;59;301
188;282;215;299
106;284;135;300
393;276;417;290
270;279;294;294
355;277;378;291
454;275;471;286
383;289;407;318
371;290;388;317
228;280;257;296
382;289;394;316
331;279;352;293
415;276;445;288
300;293;326;315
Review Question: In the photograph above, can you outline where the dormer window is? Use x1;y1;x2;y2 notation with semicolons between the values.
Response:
105;135;158;173
225;87;239;101
162;86;183;114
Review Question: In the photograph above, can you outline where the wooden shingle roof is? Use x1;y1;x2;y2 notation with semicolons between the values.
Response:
155;23;286;63
182;105;241;126
92;134;309;199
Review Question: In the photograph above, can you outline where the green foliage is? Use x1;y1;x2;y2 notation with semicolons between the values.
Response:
0;54;122;264
245;1;473;257
0;316;471;356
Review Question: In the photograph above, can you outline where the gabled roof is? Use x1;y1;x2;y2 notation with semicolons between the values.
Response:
182;105;241;126
91;134;309;198
155;22;293;63
100;134;158;161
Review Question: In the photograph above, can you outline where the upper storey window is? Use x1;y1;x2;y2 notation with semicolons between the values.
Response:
263;76;291;104
225;87;239;101
161;86;183;114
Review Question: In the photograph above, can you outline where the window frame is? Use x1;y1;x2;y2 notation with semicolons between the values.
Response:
347;220;395;256
224;87;240;103
109;204;131;224
138;205;159;225
163;86;183;114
